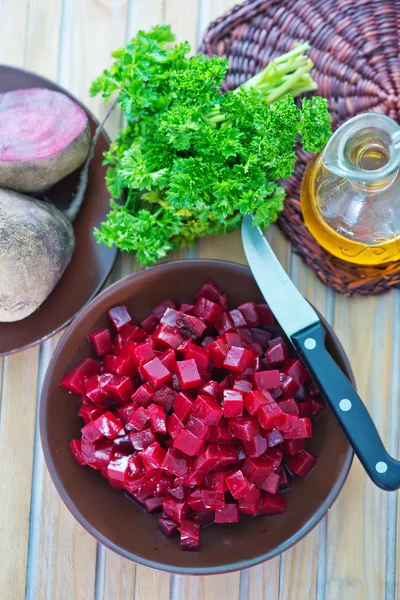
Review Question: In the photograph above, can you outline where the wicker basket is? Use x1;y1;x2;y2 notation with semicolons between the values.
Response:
201;0;400;296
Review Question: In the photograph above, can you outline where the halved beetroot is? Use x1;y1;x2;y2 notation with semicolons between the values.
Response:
0;88;90;193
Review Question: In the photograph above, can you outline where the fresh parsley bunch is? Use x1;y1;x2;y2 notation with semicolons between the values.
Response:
91;25;331;265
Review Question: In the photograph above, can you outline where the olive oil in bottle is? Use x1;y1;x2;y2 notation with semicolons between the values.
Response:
301;113;400;266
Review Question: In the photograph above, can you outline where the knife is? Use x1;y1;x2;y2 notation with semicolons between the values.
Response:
242;213;400;491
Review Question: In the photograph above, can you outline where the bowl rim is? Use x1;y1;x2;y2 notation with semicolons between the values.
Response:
0;64;118;357
40;259;354;575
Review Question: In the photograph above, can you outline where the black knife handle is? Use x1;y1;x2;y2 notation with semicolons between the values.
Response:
291;321;400;491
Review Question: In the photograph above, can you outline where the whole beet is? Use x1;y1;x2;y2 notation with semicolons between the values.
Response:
0;189;74;322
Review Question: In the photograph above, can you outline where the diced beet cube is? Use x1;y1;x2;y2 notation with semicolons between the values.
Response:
278;466;292;491
80;437;97;467
160;348;177;372
239;484;262;516
60;358;102;394
192;394;223;425
85;373;113;404
176;312;207;339
184;469;207;487
193;296;223;324
152;299;176;320
104;374;134;405
283;358;310;386
257;402;284;430
255;303;275;326
259;492;287;515
179;520;200;552
211;418;233;442
140;313;159;334
265;342;289;367
195;280;222;303
162;447;191;476
112;334;127;355
208;339;229;368
147;403;167;434
215;503;239;523
215;312;235;336
78;404;105;424
311;398;325;420
95;411;124;439
152;324;184;350
120;323;148;344
168;485;186;501
222;389;244;418
107;454;130;489
229;308;247;328
201;490;225;509
278;398;299;415
215;443;238;468
209;471;228;493
173;392;193;423
297;401;313;418
126;406;148;431
125;476;157;496
186;414;212;440
176;359;201;390
232;378;253;393
193;512;215;527
200;380;219;399
158;516;179;538
265;429;284;448
70;439;85;466
238;301;259;326
163;498;189;523
260;471;280;494
253;370;280;390
244;390;273;415
88;328;112;357
173;429;204;456
218;293;228;310
104;354;137;378
91;438;114;466
152;385;176;412
160;307;178;327
225;470;250;499
179;302;194;314
223;346;254;373
222;332;243;348
241;433;267;457
129;341;156;366
264;448;284;470
139;442;167;473
113;434;134;454
177;339;192;354
193;443;220;472
108;306;132;332
143;497;165;513
167;413;184;440
131;383;154;407
282;438;305;455
141;357;171;390
129;428;156;450
251;328;272;349
228;415;260;441
242;457;274;484
280;374;300;396
184;342;209;372
282;416;312;439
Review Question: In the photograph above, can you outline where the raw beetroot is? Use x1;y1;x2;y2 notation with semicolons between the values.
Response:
64;281;323;552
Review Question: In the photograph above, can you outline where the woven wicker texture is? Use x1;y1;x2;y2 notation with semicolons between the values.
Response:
201;0;400;296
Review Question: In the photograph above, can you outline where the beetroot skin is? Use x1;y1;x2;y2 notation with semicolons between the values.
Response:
64;280;323;552
0;88;90;193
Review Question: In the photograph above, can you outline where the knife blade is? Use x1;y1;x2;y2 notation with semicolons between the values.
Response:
241;213;400;491
241;214;319;338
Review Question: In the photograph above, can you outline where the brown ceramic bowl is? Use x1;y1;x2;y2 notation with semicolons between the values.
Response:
40;260;353;575
0;65;117;357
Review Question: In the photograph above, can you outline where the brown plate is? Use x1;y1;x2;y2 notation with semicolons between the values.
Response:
40;260;353;575
0;65;117;356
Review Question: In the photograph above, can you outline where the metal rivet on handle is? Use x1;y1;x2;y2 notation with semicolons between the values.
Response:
304;338;316;350
376;462;388;474
339;399;352;411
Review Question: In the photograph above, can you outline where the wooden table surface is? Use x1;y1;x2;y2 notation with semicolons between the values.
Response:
1;1;399;599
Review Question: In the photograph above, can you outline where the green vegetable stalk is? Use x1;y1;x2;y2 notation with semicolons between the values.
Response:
91;25;331;266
